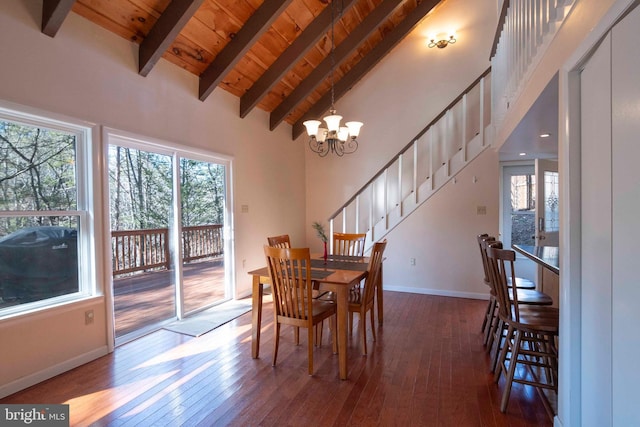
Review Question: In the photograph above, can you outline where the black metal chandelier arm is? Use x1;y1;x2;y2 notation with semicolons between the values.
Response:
308;137;358;157
309;138;331;157
341;139;358;155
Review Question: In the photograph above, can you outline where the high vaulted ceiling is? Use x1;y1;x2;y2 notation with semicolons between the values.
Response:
42;0;445;139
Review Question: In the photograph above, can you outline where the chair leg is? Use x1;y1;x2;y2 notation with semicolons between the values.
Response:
369;306;376;342
360;311;367;356
484;297;496;346
315;322;323;347
490;319;505;373
294;326;300;345
349;312;354;335
272;322;281;367
500;328;523;413
494;323;512;383
307;326;315;375
481;297;492;333
331;315;337;354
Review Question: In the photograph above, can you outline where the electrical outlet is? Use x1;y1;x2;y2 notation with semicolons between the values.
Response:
477;205;487;215
85;310;94;325
410;258;416;266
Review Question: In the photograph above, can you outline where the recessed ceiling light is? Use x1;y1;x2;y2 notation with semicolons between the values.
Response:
519;152;527;156
539;133;551;138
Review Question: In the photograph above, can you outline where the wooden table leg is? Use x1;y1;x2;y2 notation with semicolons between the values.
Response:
335;285;348;380
251;275;263;359
377;263;384;325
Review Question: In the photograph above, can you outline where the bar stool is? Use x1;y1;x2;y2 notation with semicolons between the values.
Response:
479;238;553;372
477;234;536;338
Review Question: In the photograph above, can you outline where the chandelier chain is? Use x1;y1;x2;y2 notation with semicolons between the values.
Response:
329;0;336;110
301;0;361;157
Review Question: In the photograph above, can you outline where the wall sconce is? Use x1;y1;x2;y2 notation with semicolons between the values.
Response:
428;34;456;49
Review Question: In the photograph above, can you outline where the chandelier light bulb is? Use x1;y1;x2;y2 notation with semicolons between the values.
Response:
345;121;363;138
303;120;322;138
338;127;349;142
323;114;342;132
317;128;328;142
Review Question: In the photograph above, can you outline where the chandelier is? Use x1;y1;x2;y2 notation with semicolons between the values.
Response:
302;1;363;157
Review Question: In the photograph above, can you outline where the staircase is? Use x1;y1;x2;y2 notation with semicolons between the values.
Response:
491;0;576;132
329;0;577;253
328;68;492;252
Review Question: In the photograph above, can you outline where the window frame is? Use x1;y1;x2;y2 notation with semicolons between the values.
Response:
0;101;100;319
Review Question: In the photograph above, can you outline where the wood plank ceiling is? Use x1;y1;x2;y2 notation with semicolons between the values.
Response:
42;0;444;139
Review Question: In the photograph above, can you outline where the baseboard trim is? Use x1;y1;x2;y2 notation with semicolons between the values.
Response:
384;286;489;300
0;346;109;399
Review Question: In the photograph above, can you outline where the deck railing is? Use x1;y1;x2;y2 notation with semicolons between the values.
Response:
111;224;223;277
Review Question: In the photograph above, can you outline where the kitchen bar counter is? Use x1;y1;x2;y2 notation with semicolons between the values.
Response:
512;244;559;275
513;244;559;307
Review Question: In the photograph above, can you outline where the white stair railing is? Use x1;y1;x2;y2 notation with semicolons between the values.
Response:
491;0;575;131
329;68;492;253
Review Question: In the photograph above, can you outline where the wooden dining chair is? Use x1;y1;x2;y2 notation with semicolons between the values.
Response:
332;232;367;321
348;239;386;355
267;234;291;249
486;242;559;413
333;232;366;256
267;234;310;345
263;245;337;375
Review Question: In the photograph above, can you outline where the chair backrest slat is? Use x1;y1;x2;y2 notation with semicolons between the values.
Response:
267;234;291;249
477;233;496;285
333;232;366;256
486;241;520;322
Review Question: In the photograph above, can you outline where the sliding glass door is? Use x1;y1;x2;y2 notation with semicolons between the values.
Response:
180;158;228;315
107;132;232;341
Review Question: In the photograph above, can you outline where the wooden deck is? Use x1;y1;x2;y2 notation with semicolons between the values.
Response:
113;259;226;337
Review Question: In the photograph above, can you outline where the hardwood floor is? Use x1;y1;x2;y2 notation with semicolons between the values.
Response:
1;292;553;426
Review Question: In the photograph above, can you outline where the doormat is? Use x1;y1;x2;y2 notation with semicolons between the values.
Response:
163;299;252;337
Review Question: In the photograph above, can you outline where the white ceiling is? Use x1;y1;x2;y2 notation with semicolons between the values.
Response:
499;73;559;161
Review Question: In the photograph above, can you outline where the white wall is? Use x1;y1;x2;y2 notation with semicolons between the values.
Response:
384;147;499;297
0;0;306;396
610;6;640;424
580;31;612;427
302;0;499;298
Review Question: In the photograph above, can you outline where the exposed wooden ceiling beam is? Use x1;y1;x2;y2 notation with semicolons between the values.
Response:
292;0;442;139
41;0;76;37
198;0;294;102
239;0;358;119
269;0;405;132
139;0;204;77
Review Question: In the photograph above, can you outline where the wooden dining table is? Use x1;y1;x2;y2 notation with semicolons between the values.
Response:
249;254;374;380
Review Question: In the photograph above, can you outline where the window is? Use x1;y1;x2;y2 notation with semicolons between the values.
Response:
0;104;95;318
